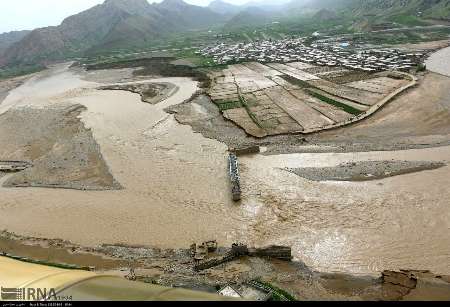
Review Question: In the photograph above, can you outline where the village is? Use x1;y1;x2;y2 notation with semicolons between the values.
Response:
198;37;424;72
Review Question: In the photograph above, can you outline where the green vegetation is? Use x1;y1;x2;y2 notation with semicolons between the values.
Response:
279;75;312;88
357;27;450;46
239;95;263;128
416;63;427;72
0;64;46;80
216;100;242;111
171;48;215;68
307;89;363;116
252;280;297;301
279;74;363;116
389;14;429;27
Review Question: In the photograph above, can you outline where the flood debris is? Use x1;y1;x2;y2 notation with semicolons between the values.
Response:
248;246;292;261
232;146;261;157
193;242;292;272
190;240;218;262
125;268;137;281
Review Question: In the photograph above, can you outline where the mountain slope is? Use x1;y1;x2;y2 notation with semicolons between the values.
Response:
0;0;224;67
289;0;450;19
224;7;274;30
0;30;31;56
157;0;225;29
208;0;242;15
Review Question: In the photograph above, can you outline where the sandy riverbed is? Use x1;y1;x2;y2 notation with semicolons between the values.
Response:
426;45;450;77
0;63;449;277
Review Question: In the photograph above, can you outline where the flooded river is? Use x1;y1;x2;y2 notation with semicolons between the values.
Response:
0;64;449;276
240;147;450;275
426;45;450;77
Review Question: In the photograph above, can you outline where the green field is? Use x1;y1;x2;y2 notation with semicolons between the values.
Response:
0;64;45;80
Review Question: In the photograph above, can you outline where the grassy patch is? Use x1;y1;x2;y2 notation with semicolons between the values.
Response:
239;95;263;128
172;49;215;67
279;75;311;88
307;89;362;116
279;74;362;116
0;64;46;80
416;63;427;72
389;14;429;27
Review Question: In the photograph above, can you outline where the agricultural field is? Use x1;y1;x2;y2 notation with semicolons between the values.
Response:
207;61;414;137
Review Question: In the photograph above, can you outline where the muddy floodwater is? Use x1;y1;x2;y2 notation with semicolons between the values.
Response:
426;45;450;77
0;64;449;276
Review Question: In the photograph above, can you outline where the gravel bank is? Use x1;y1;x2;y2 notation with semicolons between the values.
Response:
0;104;120;190
285;160;446;182
99;82;178;105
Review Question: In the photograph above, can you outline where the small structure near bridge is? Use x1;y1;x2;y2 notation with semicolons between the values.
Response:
232;146;260;157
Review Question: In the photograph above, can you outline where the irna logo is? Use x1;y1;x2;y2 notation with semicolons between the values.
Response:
1;287;58;301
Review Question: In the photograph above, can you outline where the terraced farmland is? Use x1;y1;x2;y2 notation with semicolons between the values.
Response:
207;61;415;137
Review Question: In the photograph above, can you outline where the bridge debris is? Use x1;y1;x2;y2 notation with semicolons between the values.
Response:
192;242;292;271
232;146;260;157
228;152;241;201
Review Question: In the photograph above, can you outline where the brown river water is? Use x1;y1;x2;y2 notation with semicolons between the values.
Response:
0;64;449;276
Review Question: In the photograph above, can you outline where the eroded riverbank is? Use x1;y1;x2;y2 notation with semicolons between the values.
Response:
2;231;450;301
0;64;238;250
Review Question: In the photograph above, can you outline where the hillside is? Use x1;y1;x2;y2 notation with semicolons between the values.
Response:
224;7;274;30
208;0;242;15
0;0;224;67
0;30;31;56
289;0;450;19
2;0;450;68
